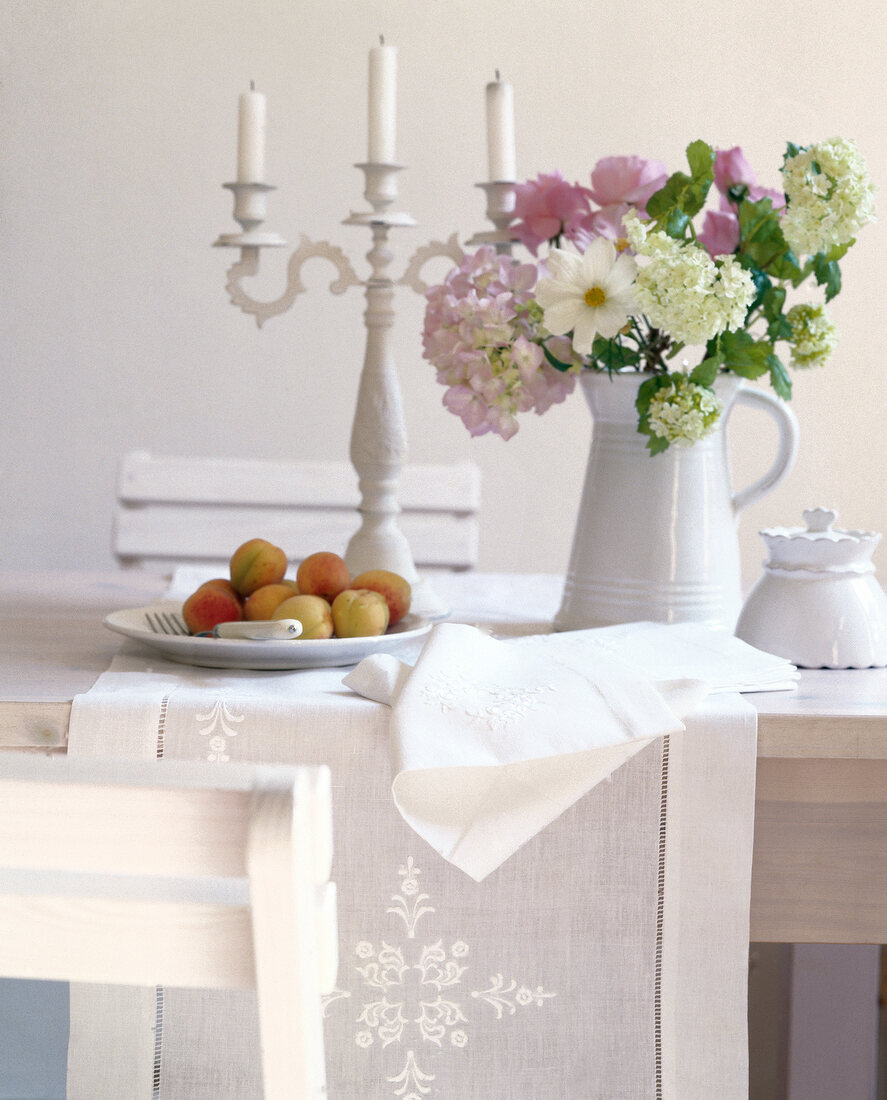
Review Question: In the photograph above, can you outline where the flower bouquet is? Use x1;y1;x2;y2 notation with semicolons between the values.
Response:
423;139;875;452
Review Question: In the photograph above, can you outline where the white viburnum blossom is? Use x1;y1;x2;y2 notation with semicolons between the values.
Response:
534;237;638;355
630;230;755;346
647;375;723;446
781;138;876;256
786;302;839;369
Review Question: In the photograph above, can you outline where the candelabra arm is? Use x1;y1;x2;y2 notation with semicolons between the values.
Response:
398;234;466;295
225;235;363;328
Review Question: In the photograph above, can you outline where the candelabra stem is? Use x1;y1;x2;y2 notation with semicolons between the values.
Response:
343;226;446;618
345;226;414;579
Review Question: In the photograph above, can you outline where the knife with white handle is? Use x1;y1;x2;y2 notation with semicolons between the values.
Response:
210;619;303;640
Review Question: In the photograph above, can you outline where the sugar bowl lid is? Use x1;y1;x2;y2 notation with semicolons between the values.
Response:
761;507;882;573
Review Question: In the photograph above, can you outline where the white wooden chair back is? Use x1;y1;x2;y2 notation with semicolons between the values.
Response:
113;451;481;573
0;755;335;1100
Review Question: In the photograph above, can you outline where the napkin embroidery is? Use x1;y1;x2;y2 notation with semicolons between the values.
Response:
323;856;557;1099
419;666;558;733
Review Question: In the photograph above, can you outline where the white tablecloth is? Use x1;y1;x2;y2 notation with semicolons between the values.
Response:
67;573;763;1100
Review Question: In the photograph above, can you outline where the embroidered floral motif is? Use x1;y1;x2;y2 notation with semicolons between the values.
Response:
325;857;557;1098
195;698;244;762
387;1050;434;1097
472;975;556;1017
420;668;557;731
387;857;435;938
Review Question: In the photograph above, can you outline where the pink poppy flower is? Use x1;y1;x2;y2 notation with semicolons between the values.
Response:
748;185;786;211
573;202;636;251
586;156;668;213
511;172;591;255
698;209;741;257
714;146;757;195
713;147;786;210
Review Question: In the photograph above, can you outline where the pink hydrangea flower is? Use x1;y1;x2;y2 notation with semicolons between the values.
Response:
511;172;591;255
422;246;575;439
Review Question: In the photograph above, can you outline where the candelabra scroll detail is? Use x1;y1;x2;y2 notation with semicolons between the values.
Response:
398;234;466;296
223;237;363;329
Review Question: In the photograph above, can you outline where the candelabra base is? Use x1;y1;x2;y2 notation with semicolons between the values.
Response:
409;576;449;620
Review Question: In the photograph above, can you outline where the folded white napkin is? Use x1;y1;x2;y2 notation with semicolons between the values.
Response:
344;622;708;880
344;620;796;881
507;619;800;693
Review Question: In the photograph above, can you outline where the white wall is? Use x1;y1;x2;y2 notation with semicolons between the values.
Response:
2;0;885;590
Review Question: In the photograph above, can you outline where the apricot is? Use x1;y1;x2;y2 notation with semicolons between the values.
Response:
296;551;351;603
271;594;335;640
350;569;411;625
201;578;241;600
229;538;288;596
243;583;299;622
182;583;244;635
331;588;390;638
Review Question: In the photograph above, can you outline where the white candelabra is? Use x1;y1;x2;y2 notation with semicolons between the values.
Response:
214;58;517;618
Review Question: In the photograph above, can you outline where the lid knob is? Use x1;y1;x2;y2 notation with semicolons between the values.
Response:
803;507;838;533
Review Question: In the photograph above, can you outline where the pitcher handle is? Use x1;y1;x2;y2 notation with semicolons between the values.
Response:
730;385;799;516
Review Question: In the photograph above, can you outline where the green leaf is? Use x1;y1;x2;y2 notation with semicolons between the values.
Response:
761;285;787;321
719;330;772;380
645;140;714;237
645;174;693;223
767;353;792;401
810;252;843;301
663;208;690;238
686;139;716;182
761;285;793;342
635;374;674;454
635;374;664;417
767;313;794;343
736;253;772;315
590;335;640;372
689;354;723;387
542;342;573;373
737;198;802;281
824;239;853;263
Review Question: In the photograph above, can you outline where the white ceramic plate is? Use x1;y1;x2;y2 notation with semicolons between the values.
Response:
103;602;432;670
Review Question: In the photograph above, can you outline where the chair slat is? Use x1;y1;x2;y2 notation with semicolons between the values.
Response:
0;756;334;1097
0;896;256;987
113;451;480;571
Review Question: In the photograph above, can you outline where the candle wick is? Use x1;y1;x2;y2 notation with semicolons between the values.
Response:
250;79;255;91
379;33;384;45
495;69;500;81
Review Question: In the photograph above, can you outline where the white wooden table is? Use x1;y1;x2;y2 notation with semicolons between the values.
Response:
1;570;886;945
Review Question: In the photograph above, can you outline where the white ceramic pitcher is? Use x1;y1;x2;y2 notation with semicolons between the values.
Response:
554;371;799;631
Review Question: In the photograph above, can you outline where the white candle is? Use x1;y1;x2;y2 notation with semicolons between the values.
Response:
237;85;266;183
485;75;516;181
368;40;397;163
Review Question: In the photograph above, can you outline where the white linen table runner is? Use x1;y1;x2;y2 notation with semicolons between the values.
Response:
65;573;773;1100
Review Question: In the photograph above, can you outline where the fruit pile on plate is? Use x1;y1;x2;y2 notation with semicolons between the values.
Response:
181;539;411;639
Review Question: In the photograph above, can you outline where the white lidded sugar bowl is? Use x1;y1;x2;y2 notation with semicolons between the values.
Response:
735;507;887;668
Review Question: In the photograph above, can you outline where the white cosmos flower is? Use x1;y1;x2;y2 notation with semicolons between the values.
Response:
535;237;638;355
